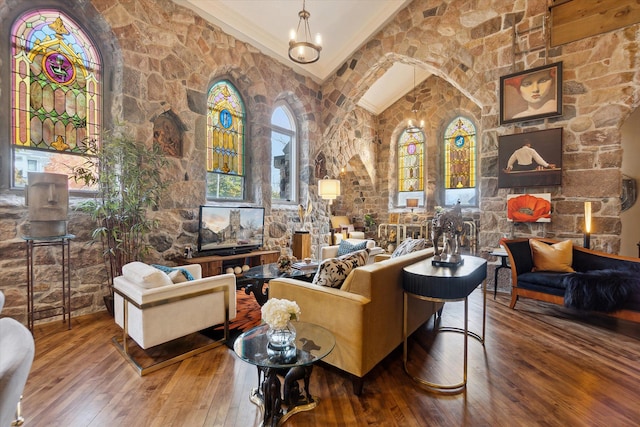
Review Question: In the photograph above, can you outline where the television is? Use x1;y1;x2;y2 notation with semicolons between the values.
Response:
197;206;265;256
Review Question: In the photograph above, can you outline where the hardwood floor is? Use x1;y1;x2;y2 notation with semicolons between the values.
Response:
21;289;640;426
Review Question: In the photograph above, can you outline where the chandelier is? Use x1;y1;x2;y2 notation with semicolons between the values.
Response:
406;67;424;134
288;0;322;64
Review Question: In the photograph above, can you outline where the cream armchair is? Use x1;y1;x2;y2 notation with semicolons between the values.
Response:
113;262;236;375
0;291;35;427
321;236;385;262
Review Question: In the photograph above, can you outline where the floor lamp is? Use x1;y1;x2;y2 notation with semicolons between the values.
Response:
318;177;341;247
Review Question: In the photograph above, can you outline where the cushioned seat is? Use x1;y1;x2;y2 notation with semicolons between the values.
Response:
113;262;236;375
0;291;35;427
321;237;383;263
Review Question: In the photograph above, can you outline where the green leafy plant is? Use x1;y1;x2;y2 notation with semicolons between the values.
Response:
72;127;168;301
364;213;376;228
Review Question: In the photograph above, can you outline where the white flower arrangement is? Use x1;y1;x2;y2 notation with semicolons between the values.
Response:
261;298;301;329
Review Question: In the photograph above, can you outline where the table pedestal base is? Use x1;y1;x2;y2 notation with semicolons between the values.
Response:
251;365;317;427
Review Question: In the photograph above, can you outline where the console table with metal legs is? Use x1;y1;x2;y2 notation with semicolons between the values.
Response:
23;234;74;332
402;255;487;394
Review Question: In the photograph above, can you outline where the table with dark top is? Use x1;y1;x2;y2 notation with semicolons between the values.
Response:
233;322;335;427
402;255;487;393
489;248;511;299
242;263;317;305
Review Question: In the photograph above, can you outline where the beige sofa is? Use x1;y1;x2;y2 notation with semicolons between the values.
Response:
268;247;441;395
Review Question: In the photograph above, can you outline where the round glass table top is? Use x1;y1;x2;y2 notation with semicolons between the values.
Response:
233;322;335;369
243;263;316;281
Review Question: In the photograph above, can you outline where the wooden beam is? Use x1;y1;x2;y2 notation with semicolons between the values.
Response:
550;0;640;47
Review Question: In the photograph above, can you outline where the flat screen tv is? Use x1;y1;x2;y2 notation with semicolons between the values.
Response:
197;206;265;256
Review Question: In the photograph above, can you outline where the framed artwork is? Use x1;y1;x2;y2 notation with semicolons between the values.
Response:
507;193;551;223
498;128;563;188
500;62;563;125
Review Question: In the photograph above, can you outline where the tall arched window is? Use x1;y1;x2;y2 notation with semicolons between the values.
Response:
11;9;102;188
444;117;477;206
271;104;297;202
206;80;245;200
397;128;425;206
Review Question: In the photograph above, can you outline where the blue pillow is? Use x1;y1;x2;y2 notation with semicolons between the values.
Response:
336;240;368;256
151;264;195;281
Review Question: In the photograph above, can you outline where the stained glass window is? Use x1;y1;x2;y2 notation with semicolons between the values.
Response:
206;80;245;199
398;129;424;205
11;9;102;188
444;117;477;206
271;105;297;202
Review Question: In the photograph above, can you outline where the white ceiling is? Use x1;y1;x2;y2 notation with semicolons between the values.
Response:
175;0;430;115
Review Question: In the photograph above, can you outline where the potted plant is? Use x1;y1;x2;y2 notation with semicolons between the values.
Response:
72;126;168;314
364;213;376;232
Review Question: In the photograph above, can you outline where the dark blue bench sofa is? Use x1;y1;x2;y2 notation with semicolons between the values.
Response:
503;238;640;323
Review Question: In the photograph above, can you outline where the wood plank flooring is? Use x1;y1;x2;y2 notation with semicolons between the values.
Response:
20;289;640;426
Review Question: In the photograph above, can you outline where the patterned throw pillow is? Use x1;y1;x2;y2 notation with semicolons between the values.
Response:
336;239;368;256
391;238;428;258
312;249;369;288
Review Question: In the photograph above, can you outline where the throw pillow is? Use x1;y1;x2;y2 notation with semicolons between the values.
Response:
312;249;368;288
151;264;195;283
122;261;173;288
391;238;428;258
529;239;575;273
337;239;368;256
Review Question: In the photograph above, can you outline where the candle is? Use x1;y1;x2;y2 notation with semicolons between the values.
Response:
584;202;592;233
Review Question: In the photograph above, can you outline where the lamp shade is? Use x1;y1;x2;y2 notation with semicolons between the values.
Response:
318;179;340;200
406;198;419;208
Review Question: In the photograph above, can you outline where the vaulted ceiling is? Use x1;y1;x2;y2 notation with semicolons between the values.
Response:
174;0;430;115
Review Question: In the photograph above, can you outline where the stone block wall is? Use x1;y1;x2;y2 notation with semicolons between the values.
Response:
1;0;638;323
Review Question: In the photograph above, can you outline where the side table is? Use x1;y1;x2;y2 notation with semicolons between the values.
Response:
242;263;316;306
23;234;74;332
490;248;511;299
234;322;335;427
402;255;487;394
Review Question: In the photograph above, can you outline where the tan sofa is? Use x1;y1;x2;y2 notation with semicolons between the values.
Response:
268;247;441;395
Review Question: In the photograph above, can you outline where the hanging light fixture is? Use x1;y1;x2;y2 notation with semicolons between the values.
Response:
289;0;322;64
406;67;425;134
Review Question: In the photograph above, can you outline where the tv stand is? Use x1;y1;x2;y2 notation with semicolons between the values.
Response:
179;249;279;277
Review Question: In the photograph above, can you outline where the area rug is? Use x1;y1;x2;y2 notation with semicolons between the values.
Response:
202;288;264;348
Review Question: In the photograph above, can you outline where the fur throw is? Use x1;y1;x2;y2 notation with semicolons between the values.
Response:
563;269;639;312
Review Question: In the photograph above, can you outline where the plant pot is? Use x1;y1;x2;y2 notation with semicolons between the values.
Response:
103;294;114;317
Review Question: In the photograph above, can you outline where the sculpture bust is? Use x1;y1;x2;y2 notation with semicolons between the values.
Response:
431;201;465;266
26;172;69;237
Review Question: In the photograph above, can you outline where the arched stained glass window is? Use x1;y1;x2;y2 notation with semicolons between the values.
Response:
206;80;245;199
398;128;424;206
444;117;477;206
11;9;102;188
271;104;297;202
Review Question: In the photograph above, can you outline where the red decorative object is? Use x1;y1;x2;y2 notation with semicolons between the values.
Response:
507;194;551;223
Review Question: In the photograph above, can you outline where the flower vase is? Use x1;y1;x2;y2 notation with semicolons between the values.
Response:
266;321;296;349
266;321;297;363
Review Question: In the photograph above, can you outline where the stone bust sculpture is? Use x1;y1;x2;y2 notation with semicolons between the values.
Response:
26;172;69;237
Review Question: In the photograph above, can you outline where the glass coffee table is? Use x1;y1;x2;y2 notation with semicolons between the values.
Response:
243;263;317;305
233;322;335;427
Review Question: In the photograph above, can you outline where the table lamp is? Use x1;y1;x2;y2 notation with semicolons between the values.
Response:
318;177;341;246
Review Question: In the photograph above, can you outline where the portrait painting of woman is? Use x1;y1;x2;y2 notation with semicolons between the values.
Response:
500;62;563;124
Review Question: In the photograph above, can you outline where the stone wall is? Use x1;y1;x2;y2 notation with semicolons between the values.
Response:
1;0;638;323
0;0;324;322
319;0;639;254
